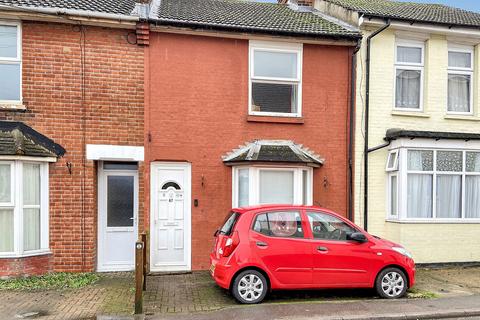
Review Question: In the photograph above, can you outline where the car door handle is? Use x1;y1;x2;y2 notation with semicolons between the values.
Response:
317;246;328;252
256;241;268;247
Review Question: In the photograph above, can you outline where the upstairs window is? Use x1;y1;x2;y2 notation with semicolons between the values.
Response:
0;21;21;103
395;40;424;110
448;45;474;114
249;41;302;117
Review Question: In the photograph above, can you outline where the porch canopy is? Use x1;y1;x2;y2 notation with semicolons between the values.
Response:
222;140;324;167
0;121;65;158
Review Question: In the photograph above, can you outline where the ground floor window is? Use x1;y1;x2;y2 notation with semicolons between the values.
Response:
232;166;313;207
0;160;49;256
387;148;480;221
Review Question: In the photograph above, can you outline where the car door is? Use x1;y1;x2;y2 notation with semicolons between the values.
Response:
250;210;312;287
306;211;374;287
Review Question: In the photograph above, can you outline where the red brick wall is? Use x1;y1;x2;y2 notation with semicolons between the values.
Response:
145;33;352;270
0;254;52;278
0;21;144;275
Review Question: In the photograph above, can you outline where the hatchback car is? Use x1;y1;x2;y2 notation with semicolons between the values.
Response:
210;205;415;304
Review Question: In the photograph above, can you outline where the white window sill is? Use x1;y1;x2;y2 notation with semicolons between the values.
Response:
249;112;302;118
391;110;430;118
386;219;480;224
0;250;51;259
444;114;480;121
0;103;26;111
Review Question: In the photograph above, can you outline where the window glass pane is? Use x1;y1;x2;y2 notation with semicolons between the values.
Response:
302;170;308;205
103;161;138;170
0;25;17;58
437;151;463;172
0;209;14;252
251;82;297;114
259;170;294;204
390;175;397;216
23;163;40;205
307;212;356;241
253;50;297;79
407;174;432;218
0;164;11;202
448;74;471;113
253;213;269;235
219;212;238;236
0;63;21;101
24;208;41;251
387;151;398;170
238;169;249;207
408;150;433;171
466;152;480;172
436;175;462;218
449;51;471;69
395;69;421;109
465;176;480;218
107;176;134;227
268;211;303;238
397;46;422;64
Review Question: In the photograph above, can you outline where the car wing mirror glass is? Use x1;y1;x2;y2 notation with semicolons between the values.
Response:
348;232;368;243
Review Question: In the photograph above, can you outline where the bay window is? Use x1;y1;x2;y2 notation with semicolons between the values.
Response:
233;166;312;207
447;45;473;114
387;148;480;221
0;161;49;256
249;41;302;117
0;21;22;104
395;40;424;110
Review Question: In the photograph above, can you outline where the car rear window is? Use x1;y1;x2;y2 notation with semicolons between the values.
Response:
219;212;239;236
253;211;304;238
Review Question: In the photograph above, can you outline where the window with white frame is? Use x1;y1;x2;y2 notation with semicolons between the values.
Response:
386;150;399;217
395;40;424;110
0;21;21;103
448;45;474;114
0;161;49;256
387;148;480;221
233;166;312;207
249;41;302;117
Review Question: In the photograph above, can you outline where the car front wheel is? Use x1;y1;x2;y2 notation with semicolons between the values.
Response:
375;267;408;299
232;270;268;304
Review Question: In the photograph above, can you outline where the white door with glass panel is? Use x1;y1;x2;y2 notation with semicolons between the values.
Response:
98;162;138;272
150;163;191;272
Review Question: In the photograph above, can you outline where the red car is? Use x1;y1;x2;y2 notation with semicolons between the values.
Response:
210;205;415;304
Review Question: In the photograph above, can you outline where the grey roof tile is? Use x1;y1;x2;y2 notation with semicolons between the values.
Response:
0;0;137;15
326;0;480;27
154;0;361;38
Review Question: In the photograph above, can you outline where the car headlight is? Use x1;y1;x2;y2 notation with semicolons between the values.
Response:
392;247;413;259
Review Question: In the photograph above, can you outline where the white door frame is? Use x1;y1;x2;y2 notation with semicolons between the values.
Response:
150;162;192;272
97;162;139;272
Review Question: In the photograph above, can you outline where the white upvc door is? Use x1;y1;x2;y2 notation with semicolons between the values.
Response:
150;162;191;272
97;163;138;272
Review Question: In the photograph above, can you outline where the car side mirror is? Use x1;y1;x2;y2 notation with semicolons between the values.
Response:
348;232;368;243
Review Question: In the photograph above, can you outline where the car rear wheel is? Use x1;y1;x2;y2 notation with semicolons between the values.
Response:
232;270;268;304
375;267;408;299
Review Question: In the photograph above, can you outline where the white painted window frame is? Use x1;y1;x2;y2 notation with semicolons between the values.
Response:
248;40;303;118
387;147;480;223
447;44;474;115
0;160;49;257
0;20;22;105
393;39;425;112
232;165;313;207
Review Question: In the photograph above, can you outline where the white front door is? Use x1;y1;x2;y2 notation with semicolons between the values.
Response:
150;162;191;272
98;162;138;272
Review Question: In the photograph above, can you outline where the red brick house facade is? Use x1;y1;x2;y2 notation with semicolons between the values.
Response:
0;9;144;276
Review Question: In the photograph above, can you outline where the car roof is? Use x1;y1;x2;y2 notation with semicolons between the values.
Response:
232;204;337;215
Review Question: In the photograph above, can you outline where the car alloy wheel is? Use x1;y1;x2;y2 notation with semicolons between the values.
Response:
376;267;408;299
232;270;268;304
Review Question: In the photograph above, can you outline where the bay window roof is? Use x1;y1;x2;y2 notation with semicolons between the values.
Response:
0;121;65;157
223;140;324;167
385;128;480;142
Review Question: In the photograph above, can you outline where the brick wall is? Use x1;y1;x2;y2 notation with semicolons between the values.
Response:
0;21;144;275
0;254;52;278
146;33;352;270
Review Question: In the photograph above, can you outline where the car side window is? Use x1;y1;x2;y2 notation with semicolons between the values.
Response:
307;211;356;241
253;211;304;238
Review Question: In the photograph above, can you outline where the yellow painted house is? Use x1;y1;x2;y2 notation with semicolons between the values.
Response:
315;0;480;263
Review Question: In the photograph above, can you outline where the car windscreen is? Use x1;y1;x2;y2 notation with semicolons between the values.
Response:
219;212;239;236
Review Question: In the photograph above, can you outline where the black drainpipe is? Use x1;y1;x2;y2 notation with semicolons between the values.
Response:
348;39;361;222
364;20;390;231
